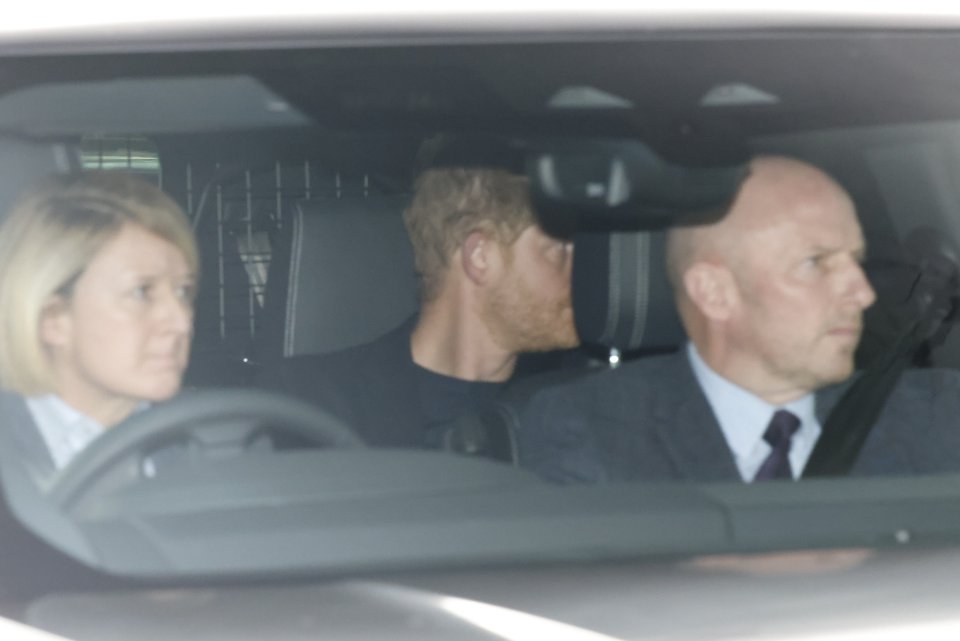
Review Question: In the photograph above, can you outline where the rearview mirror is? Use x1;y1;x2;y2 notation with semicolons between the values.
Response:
527;139;748;234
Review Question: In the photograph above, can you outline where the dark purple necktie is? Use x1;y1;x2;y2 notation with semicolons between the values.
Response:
753;410;801;482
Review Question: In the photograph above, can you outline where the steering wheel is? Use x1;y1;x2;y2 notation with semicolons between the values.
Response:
48;389;366;510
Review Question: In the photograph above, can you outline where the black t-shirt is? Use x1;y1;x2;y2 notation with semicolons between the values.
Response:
414;363;503;448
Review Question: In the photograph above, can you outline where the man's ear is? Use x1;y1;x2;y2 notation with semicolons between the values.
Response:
39;295;72;349
682;262;739;321
461;229;495;286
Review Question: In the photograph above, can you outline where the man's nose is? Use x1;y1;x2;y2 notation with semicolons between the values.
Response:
846;261;877;310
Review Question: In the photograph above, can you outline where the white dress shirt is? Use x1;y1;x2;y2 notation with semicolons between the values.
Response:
686;343;821;481
25;395;106;470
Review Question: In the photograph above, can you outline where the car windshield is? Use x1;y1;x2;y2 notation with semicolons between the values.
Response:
3;11;960;641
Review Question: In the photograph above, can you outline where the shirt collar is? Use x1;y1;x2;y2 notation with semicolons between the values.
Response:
24;395;150;471
686;342;816;463
25;394;106;470
41;394;93;426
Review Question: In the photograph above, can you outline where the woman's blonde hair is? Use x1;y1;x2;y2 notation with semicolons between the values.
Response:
0;172;198;395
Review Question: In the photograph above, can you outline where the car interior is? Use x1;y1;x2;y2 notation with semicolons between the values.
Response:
4;29;960;637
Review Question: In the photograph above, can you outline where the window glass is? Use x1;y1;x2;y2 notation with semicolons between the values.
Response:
79;135;161;178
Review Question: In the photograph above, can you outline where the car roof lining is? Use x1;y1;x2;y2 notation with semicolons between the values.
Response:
0;33;959;159
0;75;311;137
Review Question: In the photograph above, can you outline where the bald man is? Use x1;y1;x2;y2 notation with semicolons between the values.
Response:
519;156;960;484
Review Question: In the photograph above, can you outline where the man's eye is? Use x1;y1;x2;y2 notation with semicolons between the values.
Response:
131;284;151;299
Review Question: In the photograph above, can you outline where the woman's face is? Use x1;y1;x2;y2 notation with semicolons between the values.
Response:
41;223;196;425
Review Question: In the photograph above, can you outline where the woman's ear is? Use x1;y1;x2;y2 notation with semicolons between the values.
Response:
683;262;739;322
39;295;72;349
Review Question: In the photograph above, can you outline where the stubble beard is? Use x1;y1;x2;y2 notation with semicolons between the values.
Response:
481;276;579;354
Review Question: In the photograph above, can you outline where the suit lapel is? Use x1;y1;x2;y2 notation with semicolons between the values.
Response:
804;377;892;477
0;391;57;487
814;379;851;424
816;373;913;476
648;354;741;482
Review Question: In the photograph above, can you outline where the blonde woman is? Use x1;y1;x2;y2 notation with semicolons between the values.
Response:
0;172;198;481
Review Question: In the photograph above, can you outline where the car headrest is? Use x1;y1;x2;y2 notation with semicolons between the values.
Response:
258;195;417;359
572;230;685;354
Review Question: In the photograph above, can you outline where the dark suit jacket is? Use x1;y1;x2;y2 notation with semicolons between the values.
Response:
258;318;427;447
0;390;194;490
518;351;960;483
0;390;60;488
0;391;130;600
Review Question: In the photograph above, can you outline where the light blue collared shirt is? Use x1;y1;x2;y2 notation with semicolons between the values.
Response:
25;394;106;470
25;395;151;473
686;343;821;481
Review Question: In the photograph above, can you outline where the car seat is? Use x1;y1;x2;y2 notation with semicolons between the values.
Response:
456;229;688;464
255;194;418;366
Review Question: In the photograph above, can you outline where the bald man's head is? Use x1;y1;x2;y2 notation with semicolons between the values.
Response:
667;157;855;294
665;155;876;404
